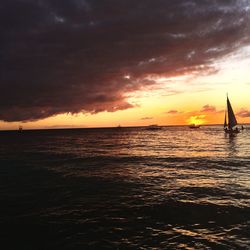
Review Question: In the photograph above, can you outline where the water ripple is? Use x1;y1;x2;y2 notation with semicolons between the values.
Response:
0;126;249;249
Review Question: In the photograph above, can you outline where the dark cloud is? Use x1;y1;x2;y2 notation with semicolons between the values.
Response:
141;117;153;120
201;104;224;113
44;124;84;129
167;105;224;115
237;108;250;118
201;104;217;112
166;110;182;115
1;0;250;121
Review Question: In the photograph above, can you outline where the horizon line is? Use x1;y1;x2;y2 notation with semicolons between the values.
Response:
0;123;249;132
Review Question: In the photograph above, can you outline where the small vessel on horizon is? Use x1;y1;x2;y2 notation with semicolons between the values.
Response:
224;95;240;134
18;125;23;132
146;124;162;130
189;124;200;129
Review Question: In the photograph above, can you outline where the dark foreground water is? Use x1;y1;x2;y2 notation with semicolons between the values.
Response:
0;126;249;249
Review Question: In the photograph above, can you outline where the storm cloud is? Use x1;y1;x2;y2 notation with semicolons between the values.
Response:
1;0;250;121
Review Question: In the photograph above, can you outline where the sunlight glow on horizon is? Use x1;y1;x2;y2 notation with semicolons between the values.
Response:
1;47;250;130
188;115;206;125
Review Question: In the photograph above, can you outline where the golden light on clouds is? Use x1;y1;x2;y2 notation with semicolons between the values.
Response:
1;1;250;130
1;47;250;130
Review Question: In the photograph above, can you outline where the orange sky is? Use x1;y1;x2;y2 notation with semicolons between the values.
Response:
1;47;250;130
1;1;250;131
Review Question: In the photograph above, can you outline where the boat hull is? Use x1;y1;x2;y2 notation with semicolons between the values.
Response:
224;129;240;134
189;125;200;129
146;125;161;130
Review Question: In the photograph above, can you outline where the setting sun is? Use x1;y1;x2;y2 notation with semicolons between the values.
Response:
188;115;206;125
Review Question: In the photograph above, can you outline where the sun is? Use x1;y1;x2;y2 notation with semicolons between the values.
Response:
188;115;206;125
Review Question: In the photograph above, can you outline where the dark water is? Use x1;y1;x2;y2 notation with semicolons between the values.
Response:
0;126;249;249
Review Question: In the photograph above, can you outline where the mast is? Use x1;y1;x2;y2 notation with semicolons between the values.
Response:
224;110;227;128
227;96;237;129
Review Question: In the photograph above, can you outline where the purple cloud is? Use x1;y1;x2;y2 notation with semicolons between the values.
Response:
201;104;224;113
141;117;153;120
237;109;250;118
0;0;250;121
166;110;181;115
201;104;217;113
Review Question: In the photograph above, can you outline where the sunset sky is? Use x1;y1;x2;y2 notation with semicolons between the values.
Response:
1;0;250;130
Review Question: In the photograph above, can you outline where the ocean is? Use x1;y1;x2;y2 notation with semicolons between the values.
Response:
0;126;249;249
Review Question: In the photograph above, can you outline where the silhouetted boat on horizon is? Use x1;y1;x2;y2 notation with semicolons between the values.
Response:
224;95;240;134
146;124;162;130
189;124;200;129
18;125;23;133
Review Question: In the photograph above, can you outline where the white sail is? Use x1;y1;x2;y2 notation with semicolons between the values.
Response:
227;96;237;129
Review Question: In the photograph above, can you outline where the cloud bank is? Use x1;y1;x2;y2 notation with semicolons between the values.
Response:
201;104;224;113
141;117;153;120
1;0;250;121
166;110;182;115
237;108;250;118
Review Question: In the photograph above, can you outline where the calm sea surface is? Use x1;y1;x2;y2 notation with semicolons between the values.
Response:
0;126;249;249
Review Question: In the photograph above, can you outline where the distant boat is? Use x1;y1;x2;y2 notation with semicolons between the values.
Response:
18;125;23;132
146;124;162;130
189;124;200;129
224;95;240;134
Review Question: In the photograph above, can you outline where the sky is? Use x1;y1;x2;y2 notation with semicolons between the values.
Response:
1;0;250;130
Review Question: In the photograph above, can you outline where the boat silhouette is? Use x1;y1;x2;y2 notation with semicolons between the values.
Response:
189;124;200;129
224;95;240;134
146;124;162;130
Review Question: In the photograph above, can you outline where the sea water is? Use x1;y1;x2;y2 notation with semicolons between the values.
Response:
0;126;249;249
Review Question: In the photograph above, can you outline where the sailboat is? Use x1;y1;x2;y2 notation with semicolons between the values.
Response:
224;95;240;134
